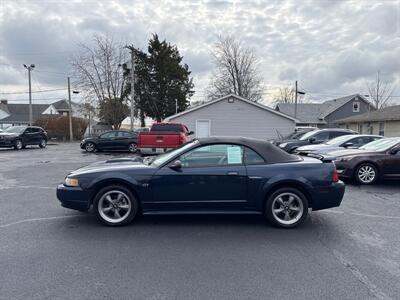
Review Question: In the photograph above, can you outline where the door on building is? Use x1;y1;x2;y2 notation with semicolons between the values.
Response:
196;120;210;138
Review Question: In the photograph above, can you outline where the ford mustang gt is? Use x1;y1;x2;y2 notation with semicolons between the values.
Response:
57;137;345;228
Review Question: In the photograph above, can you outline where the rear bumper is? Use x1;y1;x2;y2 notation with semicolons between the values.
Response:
56;184;91;211
139;147;173;155
311;181;345;211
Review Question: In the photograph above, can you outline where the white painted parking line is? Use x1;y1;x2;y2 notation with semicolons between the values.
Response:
0;215;83;229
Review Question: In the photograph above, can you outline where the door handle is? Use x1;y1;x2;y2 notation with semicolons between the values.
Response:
226;171;238;176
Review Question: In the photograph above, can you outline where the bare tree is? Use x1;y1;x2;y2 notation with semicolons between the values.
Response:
207;36;263;102
274;87;296;104
366;71;394;109
71;35;129;129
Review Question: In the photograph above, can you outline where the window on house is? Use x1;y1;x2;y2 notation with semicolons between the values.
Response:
353;102;360;112
379;122;385;136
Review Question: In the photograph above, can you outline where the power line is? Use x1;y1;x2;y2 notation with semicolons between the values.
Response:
0;88;67;95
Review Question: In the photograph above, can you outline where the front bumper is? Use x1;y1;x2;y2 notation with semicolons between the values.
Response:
56;184;91;211
0;139;14;147
311;181;345;211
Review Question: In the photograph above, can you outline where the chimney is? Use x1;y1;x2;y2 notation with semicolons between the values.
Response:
0;99;7;105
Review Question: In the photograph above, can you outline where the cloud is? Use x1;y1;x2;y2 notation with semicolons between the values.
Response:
0;0;399;104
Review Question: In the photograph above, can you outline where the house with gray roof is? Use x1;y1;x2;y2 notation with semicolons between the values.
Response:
165;94;297;140
0;99;82;129
276;94;374;128
336;105;400;137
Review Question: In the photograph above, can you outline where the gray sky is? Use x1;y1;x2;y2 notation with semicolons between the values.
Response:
0;0;399;105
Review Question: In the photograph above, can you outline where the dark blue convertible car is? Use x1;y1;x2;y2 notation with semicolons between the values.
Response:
57;137;345;228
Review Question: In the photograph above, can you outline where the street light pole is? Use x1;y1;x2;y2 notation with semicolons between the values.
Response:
23;64;35;125
129;48;135;131
67;77;73;141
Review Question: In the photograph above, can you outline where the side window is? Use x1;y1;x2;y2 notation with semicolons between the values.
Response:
100;132;117;138
31;128;40;133
24;128;34;133
313;131;330;141
348;137;368;147
330;131;348;139
117;131;130;138
180;144;243;168
244;147;265;165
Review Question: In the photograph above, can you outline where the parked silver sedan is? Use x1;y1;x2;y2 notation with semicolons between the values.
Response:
295;134;383;155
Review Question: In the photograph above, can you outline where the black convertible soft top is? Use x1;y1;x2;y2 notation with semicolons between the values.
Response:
197;136;301;164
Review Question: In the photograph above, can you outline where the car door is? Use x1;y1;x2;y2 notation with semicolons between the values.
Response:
111;131;129;150
382;144;400;178
97;132;117;150
150;144;248;211
22;127;36;145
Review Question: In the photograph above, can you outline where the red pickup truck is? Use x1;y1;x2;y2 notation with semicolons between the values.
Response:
137;122;194;155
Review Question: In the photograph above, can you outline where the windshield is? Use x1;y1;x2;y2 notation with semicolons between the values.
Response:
150;140;199;167
326;134;354;145
4;126;26;134
299;130;318;141
359;138;400;151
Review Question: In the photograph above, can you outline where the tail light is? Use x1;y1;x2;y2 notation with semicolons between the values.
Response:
332;168;339;183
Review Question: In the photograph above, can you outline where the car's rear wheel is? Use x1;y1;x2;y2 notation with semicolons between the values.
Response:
128;142;138;153
355;163;378;185
85;142;96;152
265;187;308;228
93;185;138;226
14;140;23;150
39;139;47;148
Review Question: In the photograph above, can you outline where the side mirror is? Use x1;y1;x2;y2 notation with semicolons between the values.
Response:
309;137;316;143
390;146;400;155
170;159;182;169
342;142;354;148
188;131;194;135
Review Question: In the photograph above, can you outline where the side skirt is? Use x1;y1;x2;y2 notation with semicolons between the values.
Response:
142;210;263;216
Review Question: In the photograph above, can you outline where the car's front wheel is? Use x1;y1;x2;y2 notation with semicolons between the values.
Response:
265;187;308;228
355;163;378;185
85;142;96;152
93;185;138;226
39;139;47;148
14;139;23;150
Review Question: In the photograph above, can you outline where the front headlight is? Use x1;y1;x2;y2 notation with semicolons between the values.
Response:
279;143;288;148
337;156;352;162
64;177;80;187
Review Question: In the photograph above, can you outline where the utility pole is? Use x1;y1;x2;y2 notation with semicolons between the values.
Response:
294;80;298;119
125;46;135;131
67;77;73;141
23;64;35;125
175;99;178;114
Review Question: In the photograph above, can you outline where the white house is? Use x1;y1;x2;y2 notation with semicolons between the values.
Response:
164;94;297;139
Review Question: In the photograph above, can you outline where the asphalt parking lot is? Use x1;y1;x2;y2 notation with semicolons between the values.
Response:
1;143;400;300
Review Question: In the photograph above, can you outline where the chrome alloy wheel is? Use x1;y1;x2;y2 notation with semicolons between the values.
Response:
39;139;47;148
15;140;23;150
98;190;132;224
357;165;376;184
85;143;95;152
128;143;137;153
271;192;304;225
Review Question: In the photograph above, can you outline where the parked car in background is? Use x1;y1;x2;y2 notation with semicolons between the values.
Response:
295;134;383;155
133;127;150;133
57;137;345;228
80;130;138;153
277;128;356;153
270;127;316;146
137;122;193;155
332;137;400;185
0;126;47;150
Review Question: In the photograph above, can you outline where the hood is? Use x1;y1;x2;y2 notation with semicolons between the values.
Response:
0;132;19;137
328;148;378;157
69;157;154;176
297;143;330;151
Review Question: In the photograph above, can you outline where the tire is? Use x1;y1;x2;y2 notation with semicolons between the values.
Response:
14;139;23;150
265;187;308;228
128;142;138;153
355;163;378;185
85;142;96;153
39;139;47;148
93;185;138;226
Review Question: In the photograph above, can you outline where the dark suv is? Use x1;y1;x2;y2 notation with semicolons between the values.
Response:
0;126;48;150
277;128;357;153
